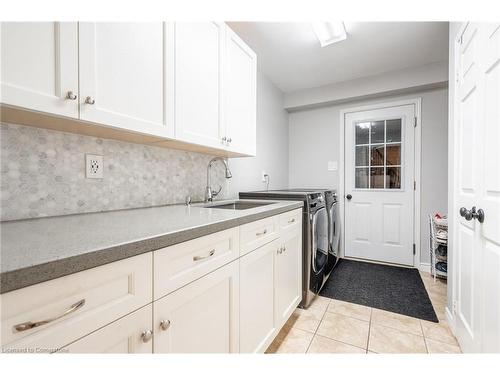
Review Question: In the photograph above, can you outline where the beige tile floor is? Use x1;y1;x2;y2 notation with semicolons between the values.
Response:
266;271;461;354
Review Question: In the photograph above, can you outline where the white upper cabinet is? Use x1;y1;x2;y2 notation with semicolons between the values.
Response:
224;27;257;156
174;22;225;148
78;22;172;138
0;22;79;118
1;22;257;157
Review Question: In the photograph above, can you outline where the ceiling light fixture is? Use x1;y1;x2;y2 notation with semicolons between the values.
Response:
312;22;347;47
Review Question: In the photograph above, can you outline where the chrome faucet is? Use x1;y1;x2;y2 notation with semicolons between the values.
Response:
205;157;232;202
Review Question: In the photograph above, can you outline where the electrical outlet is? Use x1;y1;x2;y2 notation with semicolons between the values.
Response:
86;154;103;179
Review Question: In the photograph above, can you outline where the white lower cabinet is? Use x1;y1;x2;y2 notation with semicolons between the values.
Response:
63;305;153;353
239;240;278;353
275;227;302;328
1;210;302;354
153;260;239;353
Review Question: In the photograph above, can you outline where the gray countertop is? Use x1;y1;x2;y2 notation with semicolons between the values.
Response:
0;199;303;294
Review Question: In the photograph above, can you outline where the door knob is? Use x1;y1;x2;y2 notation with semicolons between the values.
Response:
460;206;485;223
85;96;95;105
346;194;352;200
140;329;153;343
160;319;171;331
66;91;77;100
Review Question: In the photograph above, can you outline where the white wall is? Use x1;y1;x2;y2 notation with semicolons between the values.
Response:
227;71;289;196
288;88;449;265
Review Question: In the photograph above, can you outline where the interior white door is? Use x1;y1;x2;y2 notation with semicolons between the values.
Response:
344;105;415;266
153;260;239;353
225;27;257;155
0;22;79;118
174;22;225;149
454;22;500;353
78;22;171;138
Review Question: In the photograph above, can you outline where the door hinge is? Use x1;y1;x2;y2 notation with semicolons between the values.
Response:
413;244;416;255
414;117;417;127
414;180;416;190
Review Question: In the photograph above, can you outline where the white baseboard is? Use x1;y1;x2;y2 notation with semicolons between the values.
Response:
419;262;431;273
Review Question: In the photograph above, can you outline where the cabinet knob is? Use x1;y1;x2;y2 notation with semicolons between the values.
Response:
160;319;171;331
221;136;227;144
140;329;153;343
85;96;95;105
227;138;232;143
66;91;77;100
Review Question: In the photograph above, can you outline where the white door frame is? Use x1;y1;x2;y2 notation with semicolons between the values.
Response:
339;98;422;269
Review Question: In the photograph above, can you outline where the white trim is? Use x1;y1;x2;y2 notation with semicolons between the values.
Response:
446;306;457;336
338;98;422;268
419;262;431;273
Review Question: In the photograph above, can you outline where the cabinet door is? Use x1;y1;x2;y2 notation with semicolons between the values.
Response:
78;22;172;138
224;26;257;156
275;228;302;328
239;240;277;353
0;22;79;118
174;22;225;148
63;305;153;353
153;261;239;353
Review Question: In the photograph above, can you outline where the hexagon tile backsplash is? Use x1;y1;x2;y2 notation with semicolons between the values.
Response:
0;123;228;221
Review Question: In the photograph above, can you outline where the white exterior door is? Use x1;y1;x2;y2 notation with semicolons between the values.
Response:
174;22;225;149
344;104;416;266
453;22;500;353
0;22;79;118
78;22;171;138
224;27;257;155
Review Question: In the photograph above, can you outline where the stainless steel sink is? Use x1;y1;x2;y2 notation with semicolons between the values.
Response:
201;200;273;210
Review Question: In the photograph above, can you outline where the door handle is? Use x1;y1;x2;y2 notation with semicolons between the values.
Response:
346;194;352;200
460;206;485;223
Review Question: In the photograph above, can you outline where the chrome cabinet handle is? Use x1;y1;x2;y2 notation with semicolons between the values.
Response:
221;136;227;143
288;218;296;224
256;229;268;236
227;137;232;143
13;299;86;332
141;330;153;343
193;249;215;261
66;91;77;100
85;96;95;105
160;319;171;331
282;245;286;252
277;246;283;255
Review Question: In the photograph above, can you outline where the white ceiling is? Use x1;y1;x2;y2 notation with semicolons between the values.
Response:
227;22;449;93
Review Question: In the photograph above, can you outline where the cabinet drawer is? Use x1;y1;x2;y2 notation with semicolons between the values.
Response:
240;215;280;256
62;305;153;353
279;209;302;233
154;227;239;299
1;253;152;351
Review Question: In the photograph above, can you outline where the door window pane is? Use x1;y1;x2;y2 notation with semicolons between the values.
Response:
386;167;401;189
386;119;402;142
355;122;370;144
355;146;369;166
355;168;369;188
353;118;404;190
370;121;385;143
370;167;385;189
386;143;401;165
370;145;385;166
